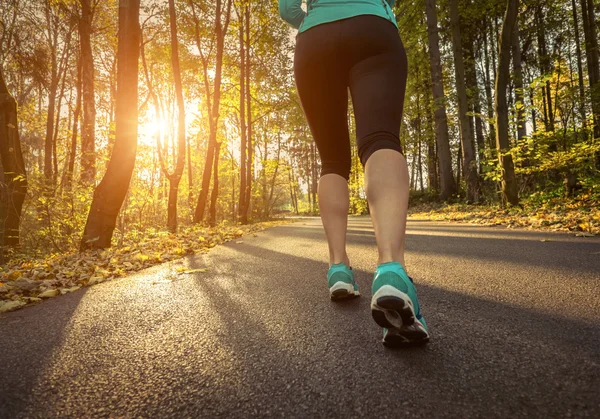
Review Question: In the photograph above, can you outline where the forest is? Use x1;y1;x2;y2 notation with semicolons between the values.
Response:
1;0;599;263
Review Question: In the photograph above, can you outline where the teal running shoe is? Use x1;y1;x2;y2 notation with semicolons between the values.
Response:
371;262;429;346
328;263;360;301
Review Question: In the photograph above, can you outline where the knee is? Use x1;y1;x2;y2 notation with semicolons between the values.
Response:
357;131;403;167
320;160;351;181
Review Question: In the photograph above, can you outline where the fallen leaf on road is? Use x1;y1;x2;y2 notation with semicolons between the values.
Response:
25;297;42;303
236;241;243;244
0;300;25;313
575;232;595;237
178;268;208;274
152;279;172;284
87;276;104;286
540;239;552;242
59;286;81;294
38;289;59;298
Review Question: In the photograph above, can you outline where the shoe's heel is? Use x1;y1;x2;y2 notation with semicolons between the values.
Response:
371;286;416;329
330;281;359;301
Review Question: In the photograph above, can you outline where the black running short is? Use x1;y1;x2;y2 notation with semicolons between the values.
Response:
294;14;408;181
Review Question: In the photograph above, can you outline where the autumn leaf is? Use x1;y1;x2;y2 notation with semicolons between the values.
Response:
0;300;26;313
1;221;289;312
38;289;59;298
178;268;208;274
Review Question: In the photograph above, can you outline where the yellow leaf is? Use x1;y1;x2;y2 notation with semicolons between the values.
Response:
178;268;208;274
38;289;59;298
134;254;149;262
0;300;25;313
66;285;81;293
87;276;104;285
578;222;590;231
26;297;42;303
8;270;22;280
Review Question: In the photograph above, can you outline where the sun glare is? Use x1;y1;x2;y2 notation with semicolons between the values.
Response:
139;115;172;147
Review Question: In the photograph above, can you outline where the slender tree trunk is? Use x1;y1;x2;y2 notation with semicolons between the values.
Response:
572;0;588;137
66;54;82;191
81;0;140;250
449;0;478;202
466;37;485;174
53;70;65;186
164;0;187;232
193;0;233;223
44;68;57;184
496;0;520;206
209;141;221;226
243;2;253;219
80;0;96;185
581;0;600;141
237;3;247;223
424;85;439;192
511;19;527;142
230;148;235;220
456;141;461;188
483;18;496;149
536;6;555;133
187;129;193;213
425;0;456;200
0;67;27;249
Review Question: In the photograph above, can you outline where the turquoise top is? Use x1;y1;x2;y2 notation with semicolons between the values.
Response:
279;0;397;33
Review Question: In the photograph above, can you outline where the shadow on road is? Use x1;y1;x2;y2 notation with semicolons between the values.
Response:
0;289;88;416
274;224;600;274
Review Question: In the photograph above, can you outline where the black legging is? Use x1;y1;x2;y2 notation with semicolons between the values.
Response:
294;15;407;181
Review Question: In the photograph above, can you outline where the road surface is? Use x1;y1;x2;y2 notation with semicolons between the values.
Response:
1;218;599;418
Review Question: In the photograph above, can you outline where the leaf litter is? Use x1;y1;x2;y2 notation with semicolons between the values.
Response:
0;221;288;313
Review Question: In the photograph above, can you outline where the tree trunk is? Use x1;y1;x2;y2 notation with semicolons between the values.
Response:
193;0;233;223
52;68;65;186
483;18;496;149
237;3;247;223
571;0;588;137
164;0;187;233
81;0;140;250
449;0;478;202
495;0;520;206
0;67;28;249
512;19;527;142
266;133;282;218
581;0;600;141
80;0;96;185
243;2;253;220
209;141;221;226
65;53;82;191
44;66;57;184
425;0;456;200
465;36;485;174
536;6;555;133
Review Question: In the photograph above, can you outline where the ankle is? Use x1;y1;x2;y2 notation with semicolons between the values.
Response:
377;259;406;270
330;256;350;267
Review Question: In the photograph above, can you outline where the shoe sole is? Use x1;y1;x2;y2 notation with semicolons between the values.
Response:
383;323;430;348
371;285;416;329
330;282;360;301
371;285;430;347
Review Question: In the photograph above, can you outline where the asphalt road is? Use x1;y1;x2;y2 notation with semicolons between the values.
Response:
1;218;599;418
